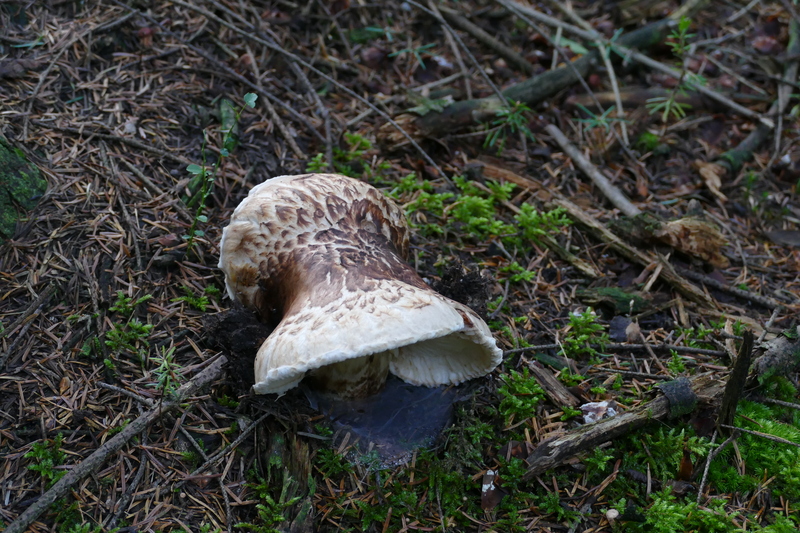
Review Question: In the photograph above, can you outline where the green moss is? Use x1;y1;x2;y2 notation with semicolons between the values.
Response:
0;137;47;241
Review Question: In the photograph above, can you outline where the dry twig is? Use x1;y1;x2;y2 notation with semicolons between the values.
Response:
4;356;227;533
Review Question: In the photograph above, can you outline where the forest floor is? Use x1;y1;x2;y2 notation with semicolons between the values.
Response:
1;0;800;531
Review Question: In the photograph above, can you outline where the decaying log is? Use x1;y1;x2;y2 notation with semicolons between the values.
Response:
383;19;673;140
523;373;726;479
4;356;228;533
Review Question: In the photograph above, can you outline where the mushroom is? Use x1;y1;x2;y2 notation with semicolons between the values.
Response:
218;173;502;398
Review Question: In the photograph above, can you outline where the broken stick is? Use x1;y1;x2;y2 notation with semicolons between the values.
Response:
4;356;228;533
523;373;725;479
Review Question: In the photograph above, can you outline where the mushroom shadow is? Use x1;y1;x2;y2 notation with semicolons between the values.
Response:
303;375;478;467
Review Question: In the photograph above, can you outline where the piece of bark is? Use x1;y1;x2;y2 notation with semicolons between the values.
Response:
717;331;755;434
523;373;725;479
611;209;731;270
4;356;228;533
528;361;581;408
750;327;800;382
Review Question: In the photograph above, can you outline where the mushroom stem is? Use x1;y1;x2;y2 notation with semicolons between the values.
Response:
307;350;393;399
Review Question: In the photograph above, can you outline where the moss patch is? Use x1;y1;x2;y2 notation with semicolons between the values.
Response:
0;137;47;241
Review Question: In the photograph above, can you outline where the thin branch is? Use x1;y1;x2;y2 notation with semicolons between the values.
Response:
438;5;536;75
170;0;444;177
434;4;473;100
719;424;800;449
545;124;641;217
547;0;629;145
501;0;772;128
290;62;334;169
4;356;227;533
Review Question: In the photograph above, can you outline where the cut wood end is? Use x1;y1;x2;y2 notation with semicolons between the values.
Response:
377;114;421;146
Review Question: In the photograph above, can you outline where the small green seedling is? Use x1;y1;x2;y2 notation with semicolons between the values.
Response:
171;285;211;311
560;307;609;362
646;17;699;123
575;104;628;132
105;319;153;360
185;93;258;253
25;434;66;488
484;100;535;154
236;475;302;532
389;43;435;68
109;291;152;317
499;261;536;283
497;368;545;424
150;345;183;398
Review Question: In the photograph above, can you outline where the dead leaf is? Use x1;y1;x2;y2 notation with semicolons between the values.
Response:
666;480;695;495
751;35;782;55
156;234;182;247
498;440;534;460
580;400;617;424
764;230;800;247
609;316;632;342
361;47;389;70
59;376;71;395
693;160;728;201
327;0;349;14
0;59;41;79
653;216;730;268
677;448;693;481
480;469;507;510
625;321;642;343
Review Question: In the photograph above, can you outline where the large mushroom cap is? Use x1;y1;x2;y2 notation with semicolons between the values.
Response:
218;173;502;397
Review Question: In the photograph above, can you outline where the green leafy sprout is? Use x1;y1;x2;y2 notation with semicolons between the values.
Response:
560;307;609;362
171;285;216;311
150;345;184;398
105;319;153;360
389;42;435;68
499;261;536;283
105;291;154;360
306;132;391;179
575;104;628;132
497;368;545;424
25;434;67;488
109;291;152;317
185;92;258;253
484;100;535;154
646;17;697;123
236;475;302;533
